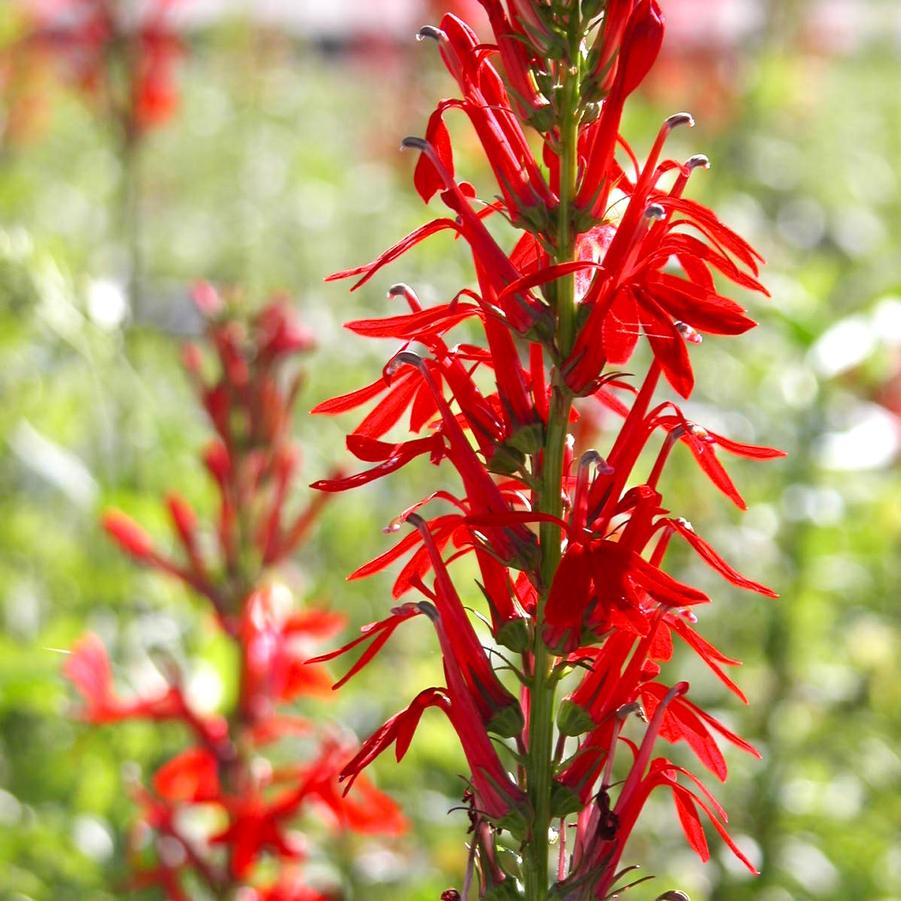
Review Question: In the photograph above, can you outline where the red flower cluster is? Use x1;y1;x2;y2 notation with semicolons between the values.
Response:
14;0;183;136
317;2;782;897
65;288;404;898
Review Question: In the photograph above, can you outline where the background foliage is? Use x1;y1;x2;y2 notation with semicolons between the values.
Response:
0;2;899;899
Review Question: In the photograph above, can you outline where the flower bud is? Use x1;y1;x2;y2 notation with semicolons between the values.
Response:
556;698;595;737
102;510;155;561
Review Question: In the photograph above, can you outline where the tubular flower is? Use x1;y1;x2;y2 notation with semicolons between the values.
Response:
317;1;781;897
64;291;404;897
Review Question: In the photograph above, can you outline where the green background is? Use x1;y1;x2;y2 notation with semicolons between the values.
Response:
0;3;898;899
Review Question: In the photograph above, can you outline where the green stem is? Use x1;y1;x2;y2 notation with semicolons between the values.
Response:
524;32;582;900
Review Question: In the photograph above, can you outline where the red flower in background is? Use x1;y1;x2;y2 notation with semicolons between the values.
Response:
65;289;404;897
15;0;183;136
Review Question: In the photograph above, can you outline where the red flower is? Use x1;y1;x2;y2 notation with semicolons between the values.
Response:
67;295;400;895
153;747;220;803
319;0;780;893
20;0;184;134
211;791;307;879
239;586;342;720
64;632;182;724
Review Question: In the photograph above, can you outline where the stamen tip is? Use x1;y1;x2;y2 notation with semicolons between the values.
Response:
386;350;423;377
417;600;439;621
685;154;710;171
401;136;429;152
666;111;695;130
675;320;703;344
417;25;446;42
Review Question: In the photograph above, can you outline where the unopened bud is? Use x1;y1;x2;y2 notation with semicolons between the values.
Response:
103;510;155;561
191;280;223;316
557;698;595;736
181;342;203;375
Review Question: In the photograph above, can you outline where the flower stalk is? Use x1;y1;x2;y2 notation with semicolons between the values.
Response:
317;2;783;898
65;288;406;898
528;16;583;890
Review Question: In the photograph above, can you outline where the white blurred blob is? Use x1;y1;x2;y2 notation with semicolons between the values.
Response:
782;777;819;815
0;789;23;826
0;226;34;256
821;772;864;820
884;844;901;886
174;804;221;847
780;839;839;894
872;296;901;343
87;278;128;329
664;0;763;45
810;297;901;377
804;662;859;704
781;484;844;524
832;206;886;258
817;403;900;470
177;0;421;37
749;136;803;191
356;848;408;882
743;503;780;539
846;150;898;205
809;554;871;594
9;420;98;508
777;198;827;250
186;660;225;714
809;315;876;378
845;614;896;668
73;815;114;862
861;737;901;789
4;582;42;640
758;889;795;901
778;364;819;408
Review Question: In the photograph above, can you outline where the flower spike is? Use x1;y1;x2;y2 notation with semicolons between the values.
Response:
317;2;779;895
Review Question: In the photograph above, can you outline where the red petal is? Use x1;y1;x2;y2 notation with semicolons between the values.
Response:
668;616;748;703
602;287;641;365
326;218;459;290
671;784;710;861
153;748;220;802
415;104;457;203
670;518;778;597
311;377;388;415
638;294;694;398
709;429;786;460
